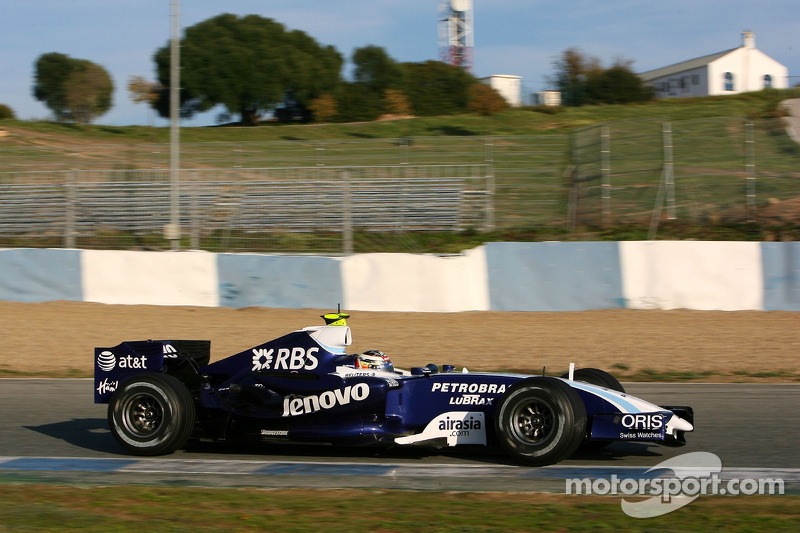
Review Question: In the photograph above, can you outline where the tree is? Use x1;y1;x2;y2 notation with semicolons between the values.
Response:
382;89;411;116
468;83;508;116
309;93;337;122
549;48;601;107
335;82;382;122
33;52;113;123
127;75;160;106
352;45;402;94
328;46;403;123
127;75;161;125
33;53;73;121
0;104;15;120
153;14;343;125
64;63;113;124
400;61;476;116
550;49;652;106
584;63;654;104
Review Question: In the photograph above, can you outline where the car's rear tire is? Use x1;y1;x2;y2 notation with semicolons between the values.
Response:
108;373;195;456
561;368;625;393
494;377;586;466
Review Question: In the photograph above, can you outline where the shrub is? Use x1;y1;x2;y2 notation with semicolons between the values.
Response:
0;104;15;119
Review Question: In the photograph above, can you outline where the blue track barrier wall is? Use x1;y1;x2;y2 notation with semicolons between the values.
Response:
762;242;800;311
1;243;798;311
485;242;624;311
218;254;343;309
0;249;82;303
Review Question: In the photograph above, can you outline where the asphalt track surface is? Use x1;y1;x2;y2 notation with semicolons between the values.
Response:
1;379;797;492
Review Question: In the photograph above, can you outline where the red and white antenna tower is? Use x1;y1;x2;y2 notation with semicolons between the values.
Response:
438;0;474;72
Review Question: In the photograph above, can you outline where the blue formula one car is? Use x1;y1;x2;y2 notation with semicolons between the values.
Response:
94;312;694;466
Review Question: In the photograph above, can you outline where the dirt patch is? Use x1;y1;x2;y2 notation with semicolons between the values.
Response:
1;301;798;381
758;196;800;225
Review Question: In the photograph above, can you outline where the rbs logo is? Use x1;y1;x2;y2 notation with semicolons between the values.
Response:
252;346;319;371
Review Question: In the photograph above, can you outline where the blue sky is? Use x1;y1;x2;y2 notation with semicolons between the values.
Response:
1;1;797;126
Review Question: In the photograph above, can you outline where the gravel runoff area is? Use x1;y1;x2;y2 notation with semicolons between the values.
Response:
1;301;798;381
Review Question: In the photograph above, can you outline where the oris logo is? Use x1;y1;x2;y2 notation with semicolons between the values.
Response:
97;351;116;372
621;413;665;430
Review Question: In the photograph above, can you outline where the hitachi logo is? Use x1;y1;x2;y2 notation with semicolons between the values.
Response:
282;383;369;417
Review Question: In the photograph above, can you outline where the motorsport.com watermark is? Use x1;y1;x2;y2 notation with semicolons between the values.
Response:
565;452;785;518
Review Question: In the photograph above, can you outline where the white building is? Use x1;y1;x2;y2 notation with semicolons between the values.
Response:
533;91;562;107
480;75;522;107
639;31;788;99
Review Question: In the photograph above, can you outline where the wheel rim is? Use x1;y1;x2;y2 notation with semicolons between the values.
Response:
509;398;555;444
121;392;165;438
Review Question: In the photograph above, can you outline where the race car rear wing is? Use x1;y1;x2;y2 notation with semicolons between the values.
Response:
94;340;210;403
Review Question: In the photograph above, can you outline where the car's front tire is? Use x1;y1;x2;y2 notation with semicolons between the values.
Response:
108;373;195;456
561;367;625;393
494;377;586;466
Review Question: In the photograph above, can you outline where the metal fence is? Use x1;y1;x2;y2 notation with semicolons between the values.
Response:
567;117;800;235
0;165;492;253
0;119;797;252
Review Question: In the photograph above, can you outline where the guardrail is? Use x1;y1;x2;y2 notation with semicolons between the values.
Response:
0;164;493;253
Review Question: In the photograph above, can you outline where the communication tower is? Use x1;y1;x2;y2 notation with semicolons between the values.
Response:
438;0;474;72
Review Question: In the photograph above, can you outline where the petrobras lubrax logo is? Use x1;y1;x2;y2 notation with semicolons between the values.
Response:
431;381;507;406
430;382;507;395
96;350;147;372
282;383;369;417
252;346;319;372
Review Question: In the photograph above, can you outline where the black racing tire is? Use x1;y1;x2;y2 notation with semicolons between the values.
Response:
494;377;587;466
108;373;196;456
561;368;625;393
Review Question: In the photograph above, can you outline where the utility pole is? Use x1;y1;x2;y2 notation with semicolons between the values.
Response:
167;0;181;250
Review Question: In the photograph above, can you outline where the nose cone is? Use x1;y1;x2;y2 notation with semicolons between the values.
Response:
667;414;694;433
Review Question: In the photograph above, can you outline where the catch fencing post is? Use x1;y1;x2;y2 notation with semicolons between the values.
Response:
65;170;77;248
601;125;611;226
745;121;756;219
342;170;353;254
664;122;676;220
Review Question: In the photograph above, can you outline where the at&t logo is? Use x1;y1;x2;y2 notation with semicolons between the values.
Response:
97;351;116;372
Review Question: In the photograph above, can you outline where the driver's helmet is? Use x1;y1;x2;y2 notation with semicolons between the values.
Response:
356;350;394;373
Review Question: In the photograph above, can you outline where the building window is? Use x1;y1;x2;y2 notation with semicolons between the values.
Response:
764;74;772;88
691;74;700;85
724;72;735;91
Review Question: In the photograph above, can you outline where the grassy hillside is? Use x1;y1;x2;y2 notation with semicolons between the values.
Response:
1;89;798;145
1;89;798;249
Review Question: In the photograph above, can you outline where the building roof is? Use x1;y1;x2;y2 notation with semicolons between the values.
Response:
639;48;737;81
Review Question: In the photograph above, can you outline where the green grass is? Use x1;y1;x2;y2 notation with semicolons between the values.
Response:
2;89;799;250
0;485;797;532
3;88;799;143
